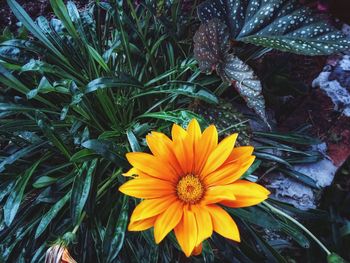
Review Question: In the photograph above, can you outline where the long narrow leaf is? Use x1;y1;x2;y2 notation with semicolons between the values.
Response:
7;0;68;63
4;159;42;226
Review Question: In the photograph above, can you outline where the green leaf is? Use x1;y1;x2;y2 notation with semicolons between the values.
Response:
0;141;46;173
198;0;350;55
81;139;128;167
71;160;96;225
26;77;55;99
21;59;73;80
4;159;41;226
243;222;288;263
32;176;58;188
278;167;319;189
339;222;350;238
49;0;79;39
36;112;72;159
85;76;143;94
0;64;54;107
0;181;15;203
229;207;282;230
106;196;129;263
136;82;218;104
138;110;209;127
241;159;261;180
126;129;141;152
70;149;98;162
87;45;110;73
327;253;348;263
0;42;31;64
6;0;67;62
35;191;71;239
254;152;292;168
253;131;322;145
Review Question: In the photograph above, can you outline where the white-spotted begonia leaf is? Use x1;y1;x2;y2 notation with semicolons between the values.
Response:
194;19;269;125
198;0;350;55
193;18;230;73
217;54;268;125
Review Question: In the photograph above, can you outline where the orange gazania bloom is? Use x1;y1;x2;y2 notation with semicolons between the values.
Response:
119;119;270;257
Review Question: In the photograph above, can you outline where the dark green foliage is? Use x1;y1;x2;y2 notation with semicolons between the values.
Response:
0;0;218;261
193;19;268;125
198;0;350;55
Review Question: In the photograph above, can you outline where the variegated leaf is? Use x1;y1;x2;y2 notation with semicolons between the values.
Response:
194;19;268;125
193;18;230;73
198;0;350;55
217;54;268;125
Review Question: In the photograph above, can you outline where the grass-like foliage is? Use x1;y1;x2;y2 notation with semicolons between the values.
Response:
0;1;217;261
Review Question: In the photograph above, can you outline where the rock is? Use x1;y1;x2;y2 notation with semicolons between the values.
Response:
312;54;350;117
267;52;350;210
262;23;350;209
265;143;338;210
267;173;316;209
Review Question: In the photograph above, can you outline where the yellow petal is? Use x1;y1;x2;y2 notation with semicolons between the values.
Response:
123;167;139;177
194;125;218;175
187;119;201;143
172;132;194;174
201;185;236;204
119;178;175;199
187;119;202;174
174;207;198;257
171;123;187;141
154;201;183;244
128;216;156;231
201;133;238;177
207;205;240;242
171;123;191;173
126;152;176;182
192;205;212;245
204;156;255;186
131;195;177;221
224;146;254;165
220;180;270;208
146;132;182;175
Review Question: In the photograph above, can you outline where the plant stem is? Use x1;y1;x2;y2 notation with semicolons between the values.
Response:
97;168;122;198
72;211;86;235
263;201;331;255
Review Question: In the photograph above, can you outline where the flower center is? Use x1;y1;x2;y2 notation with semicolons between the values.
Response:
176;175;204;204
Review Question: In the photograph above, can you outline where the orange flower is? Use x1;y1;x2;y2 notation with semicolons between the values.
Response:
119;119;270;257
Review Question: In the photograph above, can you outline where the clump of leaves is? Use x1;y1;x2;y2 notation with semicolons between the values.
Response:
194;19;268;125
198;0;350;55
0;0;218;262
194;0;350;124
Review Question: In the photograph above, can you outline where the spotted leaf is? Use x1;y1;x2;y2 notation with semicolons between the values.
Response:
198;0;350;55
193;18;230;73
217;54;268;125
194;19;268;125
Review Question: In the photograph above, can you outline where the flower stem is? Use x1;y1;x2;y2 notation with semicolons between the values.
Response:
263;201;331;255
72;211;86;235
